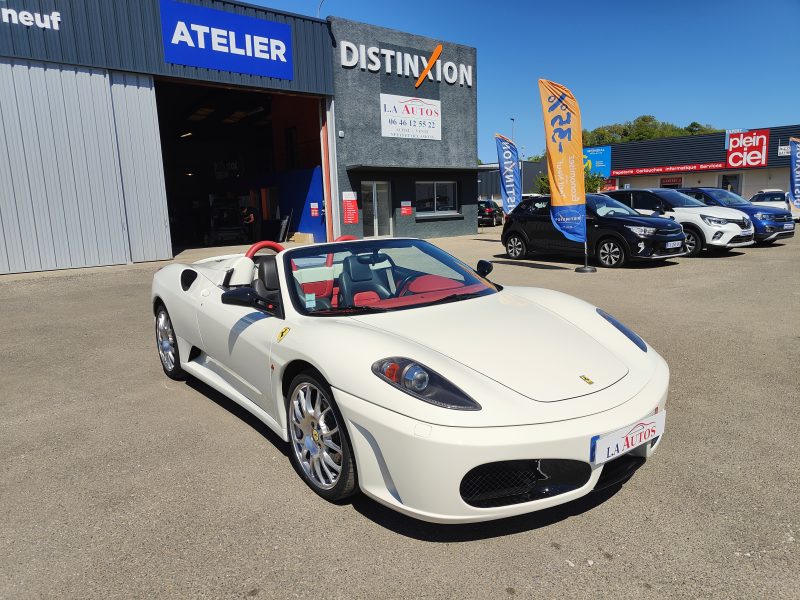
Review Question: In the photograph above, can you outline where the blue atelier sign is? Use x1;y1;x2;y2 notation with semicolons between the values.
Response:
583;145;611;178
160;0;293;80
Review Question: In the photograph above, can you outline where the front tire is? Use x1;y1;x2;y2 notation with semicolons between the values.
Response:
505;234;527;259
596;237;627;268
287;372;356;502
683;228;703;257
155;305;185;380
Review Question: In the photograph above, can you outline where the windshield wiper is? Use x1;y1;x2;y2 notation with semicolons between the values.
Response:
313;305;389;315
418;291;487;307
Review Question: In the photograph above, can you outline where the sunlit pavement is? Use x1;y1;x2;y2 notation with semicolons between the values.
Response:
1;232;798;599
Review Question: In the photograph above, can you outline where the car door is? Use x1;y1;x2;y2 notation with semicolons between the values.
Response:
195;282;285;418
525;196;565;251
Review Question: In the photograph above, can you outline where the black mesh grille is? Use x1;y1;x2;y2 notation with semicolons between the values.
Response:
729;234;753;243
460;459;591;508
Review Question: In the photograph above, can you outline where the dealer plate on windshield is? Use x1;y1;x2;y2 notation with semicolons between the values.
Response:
665;241;682;249
590;411;666;465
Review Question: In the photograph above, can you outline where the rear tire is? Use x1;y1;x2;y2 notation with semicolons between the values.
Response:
155;304;185;380
683;228;703;257
596;237;627;268
286;371;356;502
505;234;527;259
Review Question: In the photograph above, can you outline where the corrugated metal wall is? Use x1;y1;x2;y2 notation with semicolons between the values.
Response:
0;0;333;96
110;72;171;263
0;58;171;274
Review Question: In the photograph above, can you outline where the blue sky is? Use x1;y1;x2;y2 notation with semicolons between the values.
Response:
249;0;799;162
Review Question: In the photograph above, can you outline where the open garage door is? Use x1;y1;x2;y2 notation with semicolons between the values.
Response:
155;80;327;251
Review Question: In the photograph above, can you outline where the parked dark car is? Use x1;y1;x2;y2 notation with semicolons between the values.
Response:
678;187;795;245
478;200;503;226
501;194;687;268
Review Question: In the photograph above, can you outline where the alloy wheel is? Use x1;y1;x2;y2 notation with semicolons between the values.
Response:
156;310;176;371
598;241;622;266
685;231;698;254
289;382;343;490
506;236;524;259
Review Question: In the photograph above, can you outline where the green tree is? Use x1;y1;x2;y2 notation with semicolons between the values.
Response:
582;116;720;146
534;165;606;195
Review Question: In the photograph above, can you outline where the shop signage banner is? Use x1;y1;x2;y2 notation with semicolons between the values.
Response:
160;0;293;80
380;94;441;140
584;146;611;178
612;162;725;176
790;138;800;209
537;80;586;243
494;134;521;214
342;192;359;224
726;129;769;169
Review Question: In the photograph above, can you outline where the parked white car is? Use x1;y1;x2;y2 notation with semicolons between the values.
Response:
750;189;800;222
605;188;753;256
151;237;669;524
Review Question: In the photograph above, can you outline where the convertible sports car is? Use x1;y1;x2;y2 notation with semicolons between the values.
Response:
152;237;668;523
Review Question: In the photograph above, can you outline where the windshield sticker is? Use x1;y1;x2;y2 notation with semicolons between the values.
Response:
304;293;316;309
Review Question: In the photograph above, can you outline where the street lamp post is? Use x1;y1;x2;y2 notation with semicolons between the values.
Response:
510;117;515;142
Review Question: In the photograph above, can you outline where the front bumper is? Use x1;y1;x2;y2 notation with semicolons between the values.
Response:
333;357;669;524
627;235;687;261
755;221;795;241
704;223;754;248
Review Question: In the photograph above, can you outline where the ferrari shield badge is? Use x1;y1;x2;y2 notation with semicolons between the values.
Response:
277;327;290;343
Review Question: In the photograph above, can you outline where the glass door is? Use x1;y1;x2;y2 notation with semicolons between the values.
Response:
361;181;393;237
720;174;741;195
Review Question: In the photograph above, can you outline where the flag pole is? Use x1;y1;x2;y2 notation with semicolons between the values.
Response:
575;240;596;273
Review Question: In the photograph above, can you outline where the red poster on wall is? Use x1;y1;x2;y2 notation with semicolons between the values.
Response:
342;192;358;224
400;201;412;216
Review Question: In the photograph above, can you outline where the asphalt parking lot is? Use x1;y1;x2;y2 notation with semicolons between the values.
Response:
1;231;798;599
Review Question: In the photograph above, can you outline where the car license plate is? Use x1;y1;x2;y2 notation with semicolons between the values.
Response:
665;240;682;249
784;223;794;230
590;411;666;465
741;228;754;236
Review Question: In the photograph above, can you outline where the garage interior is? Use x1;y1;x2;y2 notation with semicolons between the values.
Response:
154;80;327;250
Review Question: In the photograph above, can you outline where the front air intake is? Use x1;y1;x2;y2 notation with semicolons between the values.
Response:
459;459;591;508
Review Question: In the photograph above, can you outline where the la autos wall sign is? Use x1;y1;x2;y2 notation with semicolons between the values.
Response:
339;41;473;88
160;0;293;79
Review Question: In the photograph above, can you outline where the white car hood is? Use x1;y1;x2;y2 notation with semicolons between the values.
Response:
352;291;629;402
673;205;748;219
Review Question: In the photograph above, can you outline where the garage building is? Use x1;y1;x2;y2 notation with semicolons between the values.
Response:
0;0;478;275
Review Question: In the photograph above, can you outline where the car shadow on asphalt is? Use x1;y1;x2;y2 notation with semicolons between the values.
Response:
698;250;745;259
350;480;636;542
491;254;681;270
185;378;289;458
491;259;569;271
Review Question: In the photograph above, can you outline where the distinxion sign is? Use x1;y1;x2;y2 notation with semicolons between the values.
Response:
339;41;473;87
160;0;293;80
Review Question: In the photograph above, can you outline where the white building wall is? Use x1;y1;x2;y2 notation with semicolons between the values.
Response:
741;168;790;199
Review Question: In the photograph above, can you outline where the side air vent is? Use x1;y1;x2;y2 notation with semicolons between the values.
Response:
180;269;198;291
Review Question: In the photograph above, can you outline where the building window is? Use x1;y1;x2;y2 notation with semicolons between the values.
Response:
415;181;458;215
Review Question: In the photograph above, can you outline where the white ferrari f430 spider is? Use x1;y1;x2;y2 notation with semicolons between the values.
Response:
152;238;668;523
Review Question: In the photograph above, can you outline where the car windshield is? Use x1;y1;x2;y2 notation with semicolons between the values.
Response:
587;194;640;217
284;239;497;316
652;189;706;207
703;188;750;206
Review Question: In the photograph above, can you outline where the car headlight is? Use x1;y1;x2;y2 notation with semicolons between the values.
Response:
700;215;729;227
372;357;481;410
596;308;647;352
752;212;768;221
624;225;657;237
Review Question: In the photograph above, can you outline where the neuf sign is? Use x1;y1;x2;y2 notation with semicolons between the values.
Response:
727;129;769;169
160;0;293;80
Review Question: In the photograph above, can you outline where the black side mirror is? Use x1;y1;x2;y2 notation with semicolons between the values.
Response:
477;260;493;277
221;286;263;308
